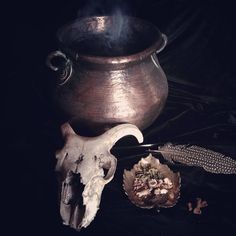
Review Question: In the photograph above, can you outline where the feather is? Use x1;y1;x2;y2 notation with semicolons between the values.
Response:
150;143;236;174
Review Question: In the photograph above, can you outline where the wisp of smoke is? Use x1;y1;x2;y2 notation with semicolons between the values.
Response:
104;8;130;50
75;0;132;55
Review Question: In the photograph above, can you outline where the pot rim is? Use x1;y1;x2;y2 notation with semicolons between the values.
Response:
57;16;167;65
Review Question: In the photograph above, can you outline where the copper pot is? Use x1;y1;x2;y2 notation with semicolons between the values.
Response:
47;16;168;134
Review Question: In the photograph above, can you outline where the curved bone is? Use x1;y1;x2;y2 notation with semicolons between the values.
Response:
100;123;144;150
55;123;143;231
98;124;143;182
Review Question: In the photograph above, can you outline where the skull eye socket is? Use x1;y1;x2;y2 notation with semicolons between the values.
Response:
102;158;117;181
102;166;109;178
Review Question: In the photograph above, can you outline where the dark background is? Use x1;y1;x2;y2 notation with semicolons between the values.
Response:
2;0;236;235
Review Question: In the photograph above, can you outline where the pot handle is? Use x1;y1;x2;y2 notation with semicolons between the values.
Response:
46;50;73;85
156;34;168;54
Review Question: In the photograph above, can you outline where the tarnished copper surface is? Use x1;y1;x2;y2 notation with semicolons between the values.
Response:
47;16;168;134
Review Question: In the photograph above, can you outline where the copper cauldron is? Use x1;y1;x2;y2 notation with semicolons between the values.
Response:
47;16;168;134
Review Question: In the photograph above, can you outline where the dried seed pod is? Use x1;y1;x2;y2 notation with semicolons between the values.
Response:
123;154;181;209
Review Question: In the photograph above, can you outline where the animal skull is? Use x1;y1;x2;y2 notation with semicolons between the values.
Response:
55;123;143;230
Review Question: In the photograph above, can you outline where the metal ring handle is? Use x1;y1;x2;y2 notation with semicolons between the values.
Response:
156;34;168;54
46;50;73;85
46;50;68;71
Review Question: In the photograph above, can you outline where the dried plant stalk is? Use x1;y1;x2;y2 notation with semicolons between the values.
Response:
151;143;236;174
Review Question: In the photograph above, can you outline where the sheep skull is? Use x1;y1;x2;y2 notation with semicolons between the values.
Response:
55;123;143;230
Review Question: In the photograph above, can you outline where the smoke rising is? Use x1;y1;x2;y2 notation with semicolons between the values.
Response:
105;8;131;50
74;0;133;56
77;0;131;18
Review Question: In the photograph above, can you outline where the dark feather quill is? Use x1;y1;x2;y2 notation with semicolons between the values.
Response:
150;143;236;174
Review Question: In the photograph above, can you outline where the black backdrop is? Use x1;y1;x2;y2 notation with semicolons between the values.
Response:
2;0;236;235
